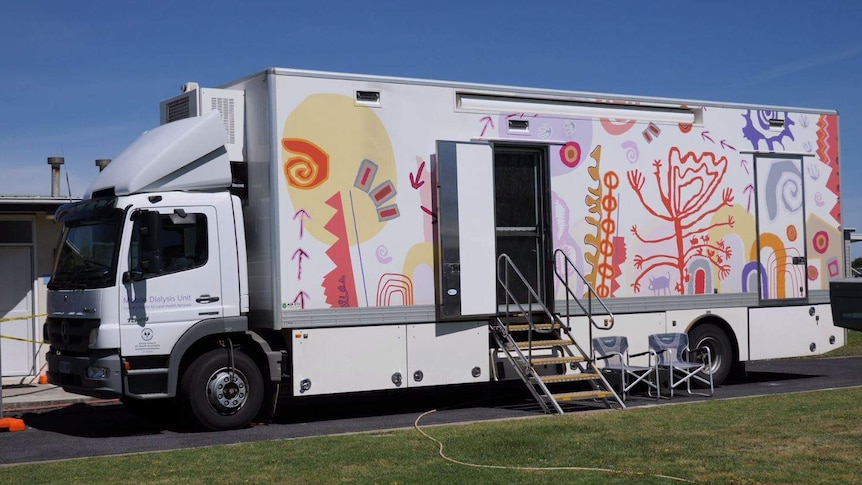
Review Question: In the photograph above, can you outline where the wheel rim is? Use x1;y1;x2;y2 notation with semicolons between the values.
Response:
694;336;722;375
205;367;249;415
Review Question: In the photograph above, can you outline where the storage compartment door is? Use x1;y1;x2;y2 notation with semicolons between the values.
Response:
291;325;407;395
749;306;817;359
434;141;497;320
755;155;807;302
406;322;488;387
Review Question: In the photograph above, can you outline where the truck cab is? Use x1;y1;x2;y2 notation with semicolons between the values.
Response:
43;112;276;429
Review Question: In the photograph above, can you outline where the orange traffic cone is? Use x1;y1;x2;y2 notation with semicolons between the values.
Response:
0;418;26;432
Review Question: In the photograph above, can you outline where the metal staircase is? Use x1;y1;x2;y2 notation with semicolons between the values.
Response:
491;252;624;414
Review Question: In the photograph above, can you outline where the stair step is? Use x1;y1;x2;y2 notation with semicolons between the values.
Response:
506;323;561;332
529;356;586;366
516;339;572;349
540;373;602;384
551;390;616;402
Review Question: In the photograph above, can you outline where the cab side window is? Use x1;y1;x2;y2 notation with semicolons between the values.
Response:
131;211;208;277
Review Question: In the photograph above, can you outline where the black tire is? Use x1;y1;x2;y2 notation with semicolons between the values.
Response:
121;397;177;422
180;348;264;431
688;323;733;385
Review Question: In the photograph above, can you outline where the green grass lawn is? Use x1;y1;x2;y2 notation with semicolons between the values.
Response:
2;386;861;484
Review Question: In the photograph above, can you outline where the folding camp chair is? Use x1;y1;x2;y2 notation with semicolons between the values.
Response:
648;333;713;398
593;336;660;401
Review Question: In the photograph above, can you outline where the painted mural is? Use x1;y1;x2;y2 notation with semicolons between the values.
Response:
280;93;435;310
533;107;841;301
279;87;841;311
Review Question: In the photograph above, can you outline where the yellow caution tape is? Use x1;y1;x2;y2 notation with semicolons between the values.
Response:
0;334;44;344
0;314;47;324
0;315;47;343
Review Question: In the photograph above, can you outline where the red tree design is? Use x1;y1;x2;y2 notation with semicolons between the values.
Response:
628;147;735;294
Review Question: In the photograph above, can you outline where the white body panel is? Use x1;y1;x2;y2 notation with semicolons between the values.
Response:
814;304;845;354
749;305;842;359
291;325;407;395
406;322;488;387
291;321;488;395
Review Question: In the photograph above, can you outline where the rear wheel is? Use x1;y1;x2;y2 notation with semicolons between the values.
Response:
688;323;733;385
181;348;264;431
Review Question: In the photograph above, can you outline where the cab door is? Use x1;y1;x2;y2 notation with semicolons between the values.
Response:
119;206;222;356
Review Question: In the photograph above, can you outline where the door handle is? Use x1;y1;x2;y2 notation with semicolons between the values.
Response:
196;295;220;304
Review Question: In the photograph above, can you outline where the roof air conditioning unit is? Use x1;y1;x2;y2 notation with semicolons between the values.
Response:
160;85;245;162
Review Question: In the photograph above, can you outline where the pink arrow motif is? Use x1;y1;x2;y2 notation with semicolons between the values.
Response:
741;159;750;175
409;161;426;189
292;248;309;279
743;184;755;212
293;209;310;239
701;131;714;143
479;116;495;137
293;291;309;309
720;140;737;151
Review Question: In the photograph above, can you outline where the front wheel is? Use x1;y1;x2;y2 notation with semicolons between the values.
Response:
688;323;733;385
181;347;264;431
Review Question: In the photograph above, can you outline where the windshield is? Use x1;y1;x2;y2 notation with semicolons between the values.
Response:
49;198;124;290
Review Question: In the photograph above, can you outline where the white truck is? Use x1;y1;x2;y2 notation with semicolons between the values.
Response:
45;68;847;430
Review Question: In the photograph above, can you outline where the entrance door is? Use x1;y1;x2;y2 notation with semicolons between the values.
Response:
434;141;497;320
754;155;807;302
494;146;551;307
0;246;35;377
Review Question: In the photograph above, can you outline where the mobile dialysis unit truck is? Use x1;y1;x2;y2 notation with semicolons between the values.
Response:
44;68;847;430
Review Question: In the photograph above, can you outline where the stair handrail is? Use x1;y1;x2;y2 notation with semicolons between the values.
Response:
553;249;615;331
553;249;616;359
497;253;560;365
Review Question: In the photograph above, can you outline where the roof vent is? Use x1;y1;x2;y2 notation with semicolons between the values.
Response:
355;90;381;107
507;119;530;133
164;96;191;123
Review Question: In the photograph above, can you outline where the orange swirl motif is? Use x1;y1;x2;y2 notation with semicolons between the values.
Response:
283;138;330;189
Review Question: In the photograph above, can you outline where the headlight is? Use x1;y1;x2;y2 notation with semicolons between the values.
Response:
86;366;110;379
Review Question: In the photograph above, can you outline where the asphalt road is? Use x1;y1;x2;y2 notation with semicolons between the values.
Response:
1;356;860;467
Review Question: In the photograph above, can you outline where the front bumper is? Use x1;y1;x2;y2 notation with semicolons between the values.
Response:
46;351;123;399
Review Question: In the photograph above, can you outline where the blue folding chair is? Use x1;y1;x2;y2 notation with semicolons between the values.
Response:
593;336;660;401
648;333;713;398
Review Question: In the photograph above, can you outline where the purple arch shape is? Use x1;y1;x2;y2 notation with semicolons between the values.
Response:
741;261;768;298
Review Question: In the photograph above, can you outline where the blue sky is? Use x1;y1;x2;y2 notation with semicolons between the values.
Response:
2;1;861;251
